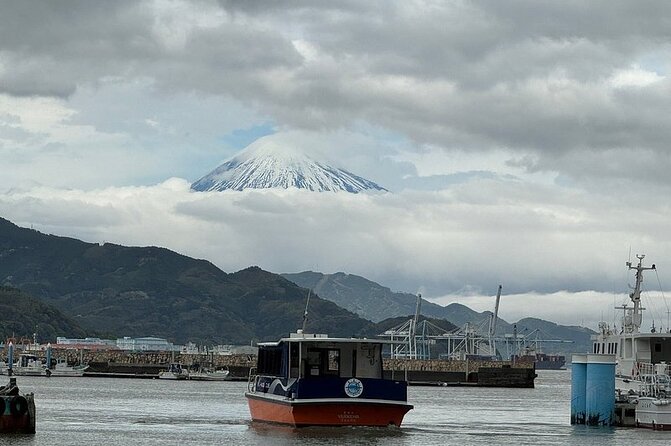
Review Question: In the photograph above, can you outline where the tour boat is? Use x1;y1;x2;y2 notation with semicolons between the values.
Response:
245;331;413;427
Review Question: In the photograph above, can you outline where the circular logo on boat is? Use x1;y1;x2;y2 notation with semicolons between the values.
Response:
344;378;363;398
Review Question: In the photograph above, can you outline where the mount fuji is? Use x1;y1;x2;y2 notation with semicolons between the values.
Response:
191;140;388;193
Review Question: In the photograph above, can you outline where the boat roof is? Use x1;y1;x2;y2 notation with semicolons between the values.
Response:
593;332;671;340
257;332;395;347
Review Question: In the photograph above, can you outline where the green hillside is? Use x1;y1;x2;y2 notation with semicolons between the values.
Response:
0;218;373;344
0;286;87;341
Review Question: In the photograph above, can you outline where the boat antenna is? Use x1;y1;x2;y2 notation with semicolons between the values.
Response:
654;268;669;331
301;288;312;332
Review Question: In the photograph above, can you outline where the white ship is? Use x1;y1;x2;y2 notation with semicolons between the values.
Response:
591;255;671;393
592;254;671;429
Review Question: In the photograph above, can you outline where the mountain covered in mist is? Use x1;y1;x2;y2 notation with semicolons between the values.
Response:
282;271;594;355
191;141;387;193
0;216;592;353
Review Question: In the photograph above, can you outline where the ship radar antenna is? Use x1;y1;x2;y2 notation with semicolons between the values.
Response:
620;254;656;333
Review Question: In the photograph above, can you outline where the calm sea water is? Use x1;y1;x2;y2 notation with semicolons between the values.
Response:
0;370;669;445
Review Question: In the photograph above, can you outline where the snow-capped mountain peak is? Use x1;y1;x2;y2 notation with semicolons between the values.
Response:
191;140;387;193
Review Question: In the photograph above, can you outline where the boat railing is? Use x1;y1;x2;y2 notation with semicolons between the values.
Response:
247;367;258;393
638;370;671;398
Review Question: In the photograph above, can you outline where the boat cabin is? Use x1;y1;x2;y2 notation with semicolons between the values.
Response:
17;354;42;368
246;332;413;427
256;332;383;381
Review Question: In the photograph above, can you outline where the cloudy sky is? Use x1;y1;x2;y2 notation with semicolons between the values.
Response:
2;0;671;329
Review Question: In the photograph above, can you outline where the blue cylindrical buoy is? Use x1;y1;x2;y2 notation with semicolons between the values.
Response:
46;343;52;370
7;342;14;374
585;354;616;426
570;354;587;425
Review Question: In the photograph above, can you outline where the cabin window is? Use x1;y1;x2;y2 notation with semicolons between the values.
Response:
307;350;322;376
655;343;662;353
290;343;300;378
257;345;285;376
327;349;340;372
305;348;341;377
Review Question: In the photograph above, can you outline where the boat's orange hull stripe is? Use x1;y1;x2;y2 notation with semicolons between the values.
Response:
247;395;412;427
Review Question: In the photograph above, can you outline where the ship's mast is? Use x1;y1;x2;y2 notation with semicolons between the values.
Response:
620;254;656;333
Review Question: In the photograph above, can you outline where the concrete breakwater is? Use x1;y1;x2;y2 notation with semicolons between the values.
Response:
384;357;535;372
385;357;536;387
2;349;535;386
73;351;255;379
1;349;256;378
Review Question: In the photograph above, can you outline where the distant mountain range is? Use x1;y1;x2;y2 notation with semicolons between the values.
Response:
191;141;387;193
0;216;592;354
282;271;594;356
0;218;373;344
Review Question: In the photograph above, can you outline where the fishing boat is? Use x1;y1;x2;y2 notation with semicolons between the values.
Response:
0;377;36;434
188;367;230;381
245;330;413;427
158;363;189;380
633;362;671;429
10;354;48;377
48;359;89;377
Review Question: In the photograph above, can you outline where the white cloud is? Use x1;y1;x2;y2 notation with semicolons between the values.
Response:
609;65;665;88
2;177;670;305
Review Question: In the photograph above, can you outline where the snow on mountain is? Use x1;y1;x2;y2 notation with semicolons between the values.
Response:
191;140;388;193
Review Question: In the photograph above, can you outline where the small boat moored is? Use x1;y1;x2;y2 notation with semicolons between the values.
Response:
245;331;413;427
49;359;89;377
0;378;35;434
189;367;231;381
11;354;47;377
158;363;189;380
